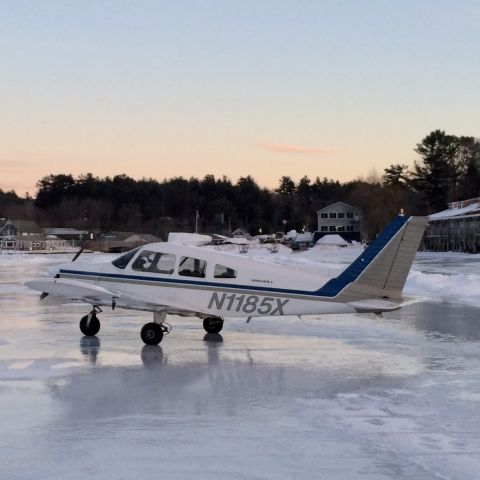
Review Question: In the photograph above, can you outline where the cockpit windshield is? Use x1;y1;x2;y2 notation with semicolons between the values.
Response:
111;247;141;269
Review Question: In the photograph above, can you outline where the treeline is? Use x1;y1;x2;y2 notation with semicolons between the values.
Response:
1;130;479;239
384;130;480;211
30;174;422;239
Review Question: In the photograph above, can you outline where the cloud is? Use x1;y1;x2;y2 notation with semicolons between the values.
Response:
0;160;32;169
256;142;334;155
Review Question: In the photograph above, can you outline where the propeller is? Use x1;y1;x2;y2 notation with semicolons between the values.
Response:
40;247;84;300
72;247;84;262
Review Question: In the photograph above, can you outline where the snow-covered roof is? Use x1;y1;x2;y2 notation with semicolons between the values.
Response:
295;232;313;242
43;228;88;235
124;233;160;243
429;200;480;221
167;232;212;246
317;202;360;214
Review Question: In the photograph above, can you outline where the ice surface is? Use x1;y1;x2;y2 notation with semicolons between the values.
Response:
1;250;480;479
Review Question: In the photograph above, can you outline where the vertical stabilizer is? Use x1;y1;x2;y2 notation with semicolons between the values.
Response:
317;216;428;301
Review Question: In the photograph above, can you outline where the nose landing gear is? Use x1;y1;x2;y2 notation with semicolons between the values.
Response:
79;306;102;336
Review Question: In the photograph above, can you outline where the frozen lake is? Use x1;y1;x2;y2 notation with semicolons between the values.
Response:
0;252;480;479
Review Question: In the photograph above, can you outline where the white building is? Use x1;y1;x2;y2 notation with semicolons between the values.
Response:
316;202;361;242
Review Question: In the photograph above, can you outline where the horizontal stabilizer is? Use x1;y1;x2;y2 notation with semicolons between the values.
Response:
348;299;402;314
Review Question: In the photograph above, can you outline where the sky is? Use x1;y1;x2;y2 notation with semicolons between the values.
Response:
1;0;479;196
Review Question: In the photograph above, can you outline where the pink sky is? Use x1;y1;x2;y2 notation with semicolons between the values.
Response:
1;2;479;196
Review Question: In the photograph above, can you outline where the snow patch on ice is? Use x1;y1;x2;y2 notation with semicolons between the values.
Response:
405;270;480;307
8;360;34;370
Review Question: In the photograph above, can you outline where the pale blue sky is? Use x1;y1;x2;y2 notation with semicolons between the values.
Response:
1;1;479;194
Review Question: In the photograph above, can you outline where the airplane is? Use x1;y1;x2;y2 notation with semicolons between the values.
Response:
26;215;428;345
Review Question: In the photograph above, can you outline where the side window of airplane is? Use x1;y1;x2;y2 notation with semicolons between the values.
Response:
111;247;141;269
132;250;176;274
178;256;207;278
214;264;237;279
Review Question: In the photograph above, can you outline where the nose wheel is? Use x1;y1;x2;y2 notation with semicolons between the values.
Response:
79;309;101;336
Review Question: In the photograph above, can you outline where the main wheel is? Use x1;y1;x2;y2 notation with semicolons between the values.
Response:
141;322;164;345
79;314;100;336
203;317;224;334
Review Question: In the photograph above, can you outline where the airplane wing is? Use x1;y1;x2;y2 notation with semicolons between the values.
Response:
25;278;192;314
27;278;121;304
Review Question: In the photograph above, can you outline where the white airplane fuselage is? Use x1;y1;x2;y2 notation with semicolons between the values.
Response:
57;243;356;317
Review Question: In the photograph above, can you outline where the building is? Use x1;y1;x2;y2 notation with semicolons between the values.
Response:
45;235;69;251
232;228;250;239
316;202;361;242
423;197;480;252
42;228;89;243
87;231;161;252
0;219;46;251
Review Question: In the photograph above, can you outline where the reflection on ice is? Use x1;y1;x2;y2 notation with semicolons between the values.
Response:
203;332;224;344
51;328;424;425
140;345;165;367
392;301;480;341
79;336;101;364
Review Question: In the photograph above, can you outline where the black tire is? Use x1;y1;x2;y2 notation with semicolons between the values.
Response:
79;314;100;336
141;322;164;345
203;317;224;334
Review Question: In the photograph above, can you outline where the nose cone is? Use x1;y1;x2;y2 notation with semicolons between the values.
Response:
47;265;61;277
48;261;79;278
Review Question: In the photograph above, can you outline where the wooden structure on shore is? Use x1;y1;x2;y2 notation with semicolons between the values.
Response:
423;197;480;253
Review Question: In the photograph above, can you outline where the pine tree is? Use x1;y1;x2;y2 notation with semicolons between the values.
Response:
410;130;459;211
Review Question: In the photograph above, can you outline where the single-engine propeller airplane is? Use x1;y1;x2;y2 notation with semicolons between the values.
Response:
26;215;427;345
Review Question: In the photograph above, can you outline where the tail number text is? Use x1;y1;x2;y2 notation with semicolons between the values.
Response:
208;293;289;315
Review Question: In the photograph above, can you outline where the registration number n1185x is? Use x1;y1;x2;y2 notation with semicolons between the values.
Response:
207;292;289;315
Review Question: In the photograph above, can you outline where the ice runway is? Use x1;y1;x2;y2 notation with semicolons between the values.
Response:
1;253;480;479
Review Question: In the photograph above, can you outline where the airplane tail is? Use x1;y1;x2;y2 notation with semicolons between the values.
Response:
317;215;428;301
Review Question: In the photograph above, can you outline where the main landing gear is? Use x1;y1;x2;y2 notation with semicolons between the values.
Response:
203;316;224;334
140;322;171;345
140;310;171;345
